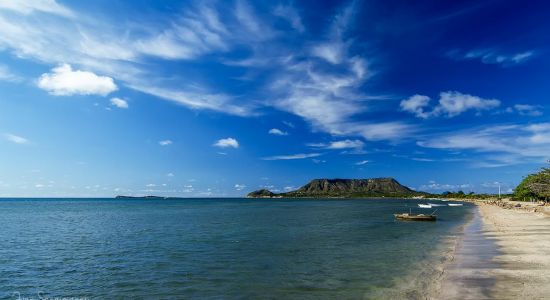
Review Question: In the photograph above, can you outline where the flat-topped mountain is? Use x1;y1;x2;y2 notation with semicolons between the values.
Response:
247;178;422;198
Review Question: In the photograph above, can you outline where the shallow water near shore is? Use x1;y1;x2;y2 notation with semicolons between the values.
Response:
438;207;501;299
0;198;473;299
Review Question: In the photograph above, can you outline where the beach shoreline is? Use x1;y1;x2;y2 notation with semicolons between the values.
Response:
436;200;550;299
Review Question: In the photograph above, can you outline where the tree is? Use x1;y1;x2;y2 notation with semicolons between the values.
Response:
514;168;550;201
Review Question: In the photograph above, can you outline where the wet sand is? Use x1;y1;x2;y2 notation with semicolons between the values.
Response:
437;203;550;299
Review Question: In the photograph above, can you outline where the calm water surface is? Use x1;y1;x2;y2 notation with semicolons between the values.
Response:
0;198;473;299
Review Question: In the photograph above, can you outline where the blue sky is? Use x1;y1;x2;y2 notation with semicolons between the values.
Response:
0;0;549;197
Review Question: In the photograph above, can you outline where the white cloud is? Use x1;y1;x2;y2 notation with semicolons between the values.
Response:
327;139;364;149
214;137;239;148
350;122;415;141
262;153;321;160
311;43;344;64
273;4;304;33
268;128;288;136
509;104;543;116
159;140;172;146
400;95;431;118
436;91;500;117
448;48;536;66
355;160;369;165
234;0;274;39
3;133;28;144
419;181;472;191
127;84;253;116
412;157;435;162
135;33;195;60
134;3;229;61
401;91;500;118
308;139;364;149
234;184;246;191
166;173;174;177
37;64;117;96
110;97;128;109
0;0;75;18
310;0;354;65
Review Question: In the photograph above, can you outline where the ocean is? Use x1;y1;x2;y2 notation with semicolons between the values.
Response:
0;198;473;299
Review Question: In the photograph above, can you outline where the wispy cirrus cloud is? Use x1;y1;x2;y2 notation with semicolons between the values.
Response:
3;133;28;144
355;160;369;165
507;104;543;117
267;2;413;142
308;139;364;150
268;128;288;136
134;3;229;60
273;4;304;33
0;1;259;115
0;0;75;18
127;83;253;116
262;153;322;160
447;48;536;67
0;64;21;82
0;0;415;144
418;123;550;166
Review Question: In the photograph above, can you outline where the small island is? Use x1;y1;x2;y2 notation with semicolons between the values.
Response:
115;195;167;199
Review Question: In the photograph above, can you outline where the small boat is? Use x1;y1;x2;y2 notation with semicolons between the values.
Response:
428;203;445;207
448;203;463;207
394;212;437;221
418;204;432;208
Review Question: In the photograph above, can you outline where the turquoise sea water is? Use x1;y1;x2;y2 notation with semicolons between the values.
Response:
0;198;473;299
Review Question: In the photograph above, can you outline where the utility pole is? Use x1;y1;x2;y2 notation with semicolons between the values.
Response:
498;183;501;199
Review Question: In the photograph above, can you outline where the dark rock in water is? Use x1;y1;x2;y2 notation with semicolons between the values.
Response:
246;178;423;198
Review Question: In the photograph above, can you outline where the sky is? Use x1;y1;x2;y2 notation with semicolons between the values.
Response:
0;0;549;197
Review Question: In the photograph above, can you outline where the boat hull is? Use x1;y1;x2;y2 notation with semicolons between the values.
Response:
394;214;436;221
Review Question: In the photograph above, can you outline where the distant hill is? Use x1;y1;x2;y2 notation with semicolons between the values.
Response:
246;189;276;198
247;178;423;198
115;195;166;199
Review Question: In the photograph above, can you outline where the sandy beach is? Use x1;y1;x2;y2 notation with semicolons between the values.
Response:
437;202;550;299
